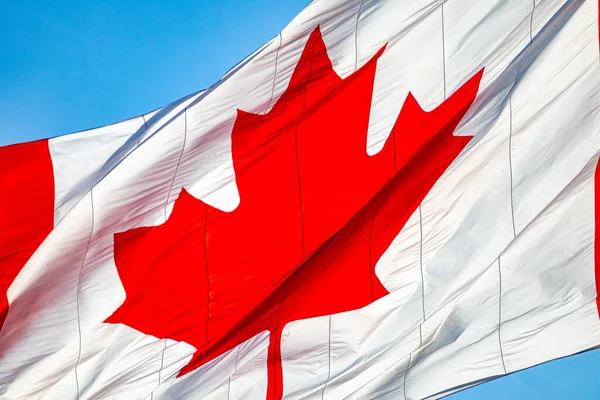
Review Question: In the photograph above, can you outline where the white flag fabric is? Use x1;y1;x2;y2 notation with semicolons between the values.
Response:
1;1;599;399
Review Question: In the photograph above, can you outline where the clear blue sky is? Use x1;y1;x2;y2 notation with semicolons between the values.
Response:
1;1;599;398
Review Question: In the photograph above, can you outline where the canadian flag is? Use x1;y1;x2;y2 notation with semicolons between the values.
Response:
1;0;599;399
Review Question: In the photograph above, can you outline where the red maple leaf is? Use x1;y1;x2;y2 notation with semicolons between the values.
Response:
105;27;483;399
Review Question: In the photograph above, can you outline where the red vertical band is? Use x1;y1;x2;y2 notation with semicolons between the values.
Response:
0;140;55;332
597;0;600;316
595;159;600;316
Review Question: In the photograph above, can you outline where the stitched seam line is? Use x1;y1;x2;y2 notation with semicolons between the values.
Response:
151;340;168;400
368;211;377;302
441;2;447;100
159;340;166;383
509;1;536;237
508;98;517;237
530;0;536;43
497;257;507;374
354;0;366;72
321;315;333;399
293;35;318;258
265;33;283;114
163;108;188;220
227;346;242;400
403;353;413;400
74;189;95;398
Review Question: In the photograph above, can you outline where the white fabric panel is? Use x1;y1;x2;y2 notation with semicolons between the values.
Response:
418;103;514;317
154;331;269;400
202;381;229;400
362;2;445;154
443;0;533;96
407;261;505;399
450;0;575;148
365;0;531;153
500;159;600;373
227;337;270;400
343;353;412;400
49;116;146;224
324;299;422;399
376;209;422;296
77;330;176;400
281;316;331;399
334;148;599;398
174;38;280;212
510;0;600;234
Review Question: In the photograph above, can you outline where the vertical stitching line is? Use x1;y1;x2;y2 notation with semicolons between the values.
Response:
521;0;535;79
74;189;95;398
497;257;507;374
402;203;427;400
441;1;447;100
508;1;536;238
226;346;241;400
404;204;425;400
158;340;166;383
530;1;535;44
321;315;332;399
368;211;376;302
163;108;188;221
597;0;600;63
518;0;535;80
151;340;168;400
204;205;210;346
293;35;317;258
358;0;373;302
265;33;283;114
226;376;231;400
354;0;366;72
515;1;536;81
508;98;517;238
402;353;413;400
418;206;425;346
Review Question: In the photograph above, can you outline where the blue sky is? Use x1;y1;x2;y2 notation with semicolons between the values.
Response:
1;1;599;398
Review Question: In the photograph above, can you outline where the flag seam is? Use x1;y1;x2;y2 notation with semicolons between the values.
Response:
508;98;517;238
497;257;508;375
226;345;242;400
403;352;413;400
163;108;188;222
74;190;96;399
441;2;447;100
321;315;333;399
353;0;365;72
264;33;283;115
